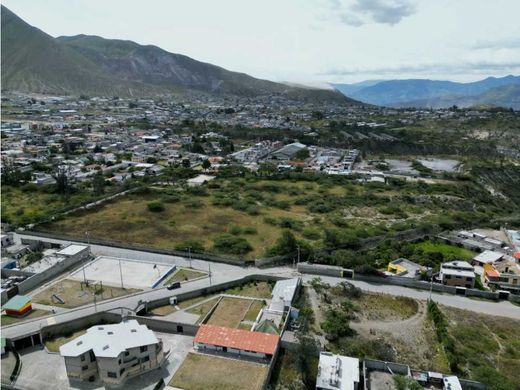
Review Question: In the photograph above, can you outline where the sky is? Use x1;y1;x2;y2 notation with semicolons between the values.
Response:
3;0;520;85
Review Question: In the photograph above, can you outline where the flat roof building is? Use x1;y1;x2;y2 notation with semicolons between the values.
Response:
60;320;164;386
440;261;475;288
2;295;32;317
316;352;360;390
472;250;503;266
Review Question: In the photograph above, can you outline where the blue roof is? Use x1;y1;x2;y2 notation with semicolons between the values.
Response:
3;295;31;311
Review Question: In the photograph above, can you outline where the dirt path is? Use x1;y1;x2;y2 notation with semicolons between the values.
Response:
351;300;427;340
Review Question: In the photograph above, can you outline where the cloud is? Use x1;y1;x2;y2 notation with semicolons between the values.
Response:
470;37;520;50
330;0;417;27
320;60;520;77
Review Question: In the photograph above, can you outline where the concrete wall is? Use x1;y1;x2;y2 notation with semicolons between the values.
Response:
127;316;199;336
3;246;91;295
297;262;343;277
363;358;411;376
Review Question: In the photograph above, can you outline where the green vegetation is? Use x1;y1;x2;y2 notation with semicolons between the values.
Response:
394;375;422;390
427;300;459;373
205;297;252;328
147;201;165;212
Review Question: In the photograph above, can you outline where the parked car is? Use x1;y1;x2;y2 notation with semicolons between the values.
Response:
167;282;181;290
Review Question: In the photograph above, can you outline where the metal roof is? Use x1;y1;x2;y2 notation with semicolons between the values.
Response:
56;244;89;257
3;295;31;311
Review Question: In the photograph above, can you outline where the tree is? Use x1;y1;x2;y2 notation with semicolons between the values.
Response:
202;159;211;169
294;148;310;160
268;230;298;256
1;157;30;186
191;142;204;154
51;165;75;199
294;334;320;388
93;144;103;153
92;171;106;195
182;159;191;168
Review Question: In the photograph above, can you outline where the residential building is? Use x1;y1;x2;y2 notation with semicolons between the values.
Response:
316;352;359;390
269;277;300;312
386;258;431;279
59;320;165;386
187;174;215;187
193;324;279;360
268;142;306;161
439;261;475;288
472;250;503;267
483;262;520;293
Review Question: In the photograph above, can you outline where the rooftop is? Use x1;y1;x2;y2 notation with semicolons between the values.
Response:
56;244;89;257
316;352;359;390
473;250;503;264
194;324;279;355
3;295;31;311
59;320;159;358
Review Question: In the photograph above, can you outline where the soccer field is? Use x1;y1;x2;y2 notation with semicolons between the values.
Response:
69;256;175;289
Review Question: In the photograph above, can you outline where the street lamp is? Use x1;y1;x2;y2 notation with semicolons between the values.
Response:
119;258;124;289
187;247;192;268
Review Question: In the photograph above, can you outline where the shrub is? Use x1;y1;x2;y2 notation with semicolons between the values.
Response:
147;201;165;212
213;234;252;255
175;240;205;252
302;228;321;240
243;226;257;235
229;225;242;235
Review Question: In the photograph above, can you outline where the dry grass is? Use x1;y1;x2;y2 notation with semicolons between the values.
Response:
355;293;419;321
206;297;252;328
1;309;50;326
31;279;140;308
243;300;265;322
222;281;273;299
163;268;207;285
187;297;221;323
44;330;87;353
150;305;176;316
170;353;268;390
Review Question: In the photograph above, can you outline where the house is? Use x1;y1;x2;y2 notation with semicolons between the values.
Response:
187;174;215;187
193;324;279;360
316;352;359;390
472;250;503;267
3;295;32;317
0;233;14;248
269;278;300;312
439;261;475;288
59;320;165;386
386;258;431;279
483;262;520;293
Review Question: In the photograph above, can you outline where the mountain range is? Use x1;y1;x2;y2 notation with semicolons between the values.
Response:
0;5;354;104
332;76;520;109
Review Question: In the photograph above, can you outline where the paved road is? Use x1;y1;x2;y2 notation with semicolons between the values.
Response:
3;233;519;340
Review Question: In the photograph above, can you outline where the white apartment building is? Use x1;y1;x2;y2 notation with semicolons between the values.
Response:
60;320;165;386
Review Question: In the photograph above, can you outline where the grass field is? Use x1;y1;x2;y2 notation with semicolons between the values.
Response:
31;279;140;308
163;268;207;285
1;309;50;326
413;241;476;261
243;300;265;322
187;297;221;323
205;297;253;328
44;330;87;352
170;353;269;390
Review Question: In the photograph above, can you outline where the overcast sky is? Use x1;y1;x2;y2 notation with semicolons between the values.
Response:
4;0;520;85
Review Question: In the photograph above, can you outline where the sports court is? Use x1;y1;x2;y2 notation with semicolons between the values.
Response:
69;256;175;289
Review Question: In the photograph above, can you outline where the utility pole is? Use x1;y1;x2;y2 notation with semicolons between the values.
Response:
119;258;124;289
187;247;192;268
296;245;301;268
83;231;89;285
209;263;212;286
429;271;434;302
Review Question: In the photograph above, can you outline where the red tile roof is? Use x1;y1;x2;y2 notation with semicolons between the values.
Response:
194;325;279;355
514;252;520;260
485;268;500;278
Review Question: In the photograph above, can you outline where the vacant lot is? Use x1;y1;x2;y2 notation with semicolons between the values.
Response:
164;268;207;284
170;353;268;390
1;309;50;326
186;297;221;323
355;293;419;321
44;330;87;353
39;175;501;259
206;297;252;328
244;300;265;322
443;306;520;389
31;279;140;308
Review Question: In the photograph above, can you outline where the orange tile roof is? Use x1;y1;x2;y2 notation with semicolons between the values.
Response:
485;268;500;278
514;252;520;260
194;324;279;355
